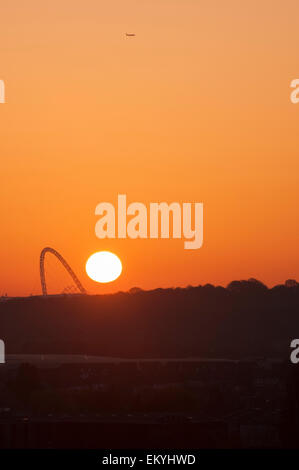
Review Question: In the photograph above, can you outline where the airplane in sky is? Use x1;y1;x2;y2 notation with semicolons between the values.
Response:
125;33;136;37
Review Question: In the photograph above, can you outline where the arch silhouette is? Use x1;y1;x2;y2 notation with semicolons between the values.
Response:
40;247;86;296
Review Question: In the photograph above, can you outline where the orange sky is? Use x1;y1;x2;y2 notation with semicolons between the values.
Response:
1;0;299;296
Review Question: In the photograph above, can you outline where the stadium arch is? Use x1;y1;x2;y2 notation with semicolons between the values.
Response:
40;247;86;296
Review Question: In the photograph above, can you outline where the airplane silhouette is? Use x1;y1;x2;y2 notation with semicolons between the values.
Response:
126;33;136;37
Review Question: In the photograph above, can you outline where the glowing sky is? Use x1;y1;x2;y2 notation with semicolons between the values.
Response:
1;0;298;295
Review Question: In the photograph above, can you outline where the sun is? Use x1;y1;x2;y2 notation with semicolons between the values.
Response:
86;251;122;283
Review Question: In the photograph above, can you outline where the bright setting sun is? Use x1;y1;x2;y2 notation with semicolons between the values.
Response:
85;251;122;283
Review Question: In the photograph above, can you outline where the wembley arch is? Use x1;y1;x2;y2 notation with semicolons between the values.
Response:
40;247;86;296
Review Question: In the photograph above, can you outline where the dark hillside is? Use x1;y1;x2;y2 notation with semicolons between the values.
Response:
0;279;298;358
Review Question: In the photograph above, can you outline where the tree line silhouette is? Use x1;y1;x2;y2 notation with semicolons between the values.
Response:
0;278;298;358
